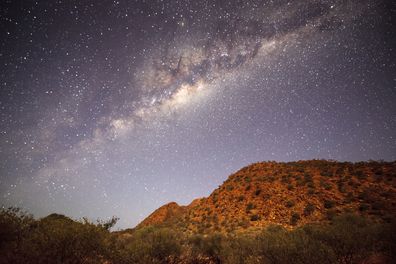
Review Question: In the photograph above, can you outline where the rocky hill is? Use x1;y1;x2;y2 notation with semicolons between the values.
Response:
137;160;396;234
137;202;186;228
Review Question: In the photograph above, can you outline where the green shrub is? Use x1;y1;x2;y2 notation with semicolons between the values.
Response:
306;214;386;264
0;208;116;264
189;233;225;263
2;206;394;264
257;224;335;263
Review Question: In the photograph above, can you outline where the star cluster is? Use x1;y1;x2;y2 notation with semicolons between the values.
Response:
0;0;395;228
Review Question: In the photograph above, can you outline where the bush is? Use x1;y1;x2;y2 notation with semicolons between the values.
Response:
290;212;300;225
189;233;225;263
304;203;315;216
2;208;394;264
306;214;387;264
324;199;335;209
257;224;335;264
246;203;255;211
250;214;260;221
307;188;315;195
112;226;181;263
285;200;295;208
0;208;115;264
355;170;367;180
306;181;315;189
326;209;337;221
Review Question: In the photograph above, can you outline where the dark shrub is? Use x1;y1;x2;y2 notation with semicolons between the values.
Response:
285;200;295;208
257;224;335;264
250;214;260;221
304;203;315;216
246;203;255;211
290;212;300;225
324;199;335;209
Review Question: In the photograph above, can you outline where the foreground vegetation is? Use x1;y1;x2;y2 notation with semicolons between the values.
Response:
1;208;395;264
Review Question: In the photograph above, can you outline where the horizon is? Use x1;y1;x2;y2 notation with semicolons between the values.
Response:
3;158;395;230
1;0;395;229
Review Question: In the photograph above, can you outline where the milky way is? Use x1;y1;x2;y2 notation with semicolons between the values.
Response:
1;0;395;228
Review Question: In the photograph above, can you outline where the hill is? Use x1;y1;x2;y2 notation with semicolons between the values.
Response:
1;160;395;263
137;160;396;233
137;202;187;228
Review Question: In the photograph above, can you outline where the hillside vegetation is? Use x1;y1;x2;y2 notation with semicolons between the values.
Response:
1;208;395;263
1;160;395;263
139;160;396;234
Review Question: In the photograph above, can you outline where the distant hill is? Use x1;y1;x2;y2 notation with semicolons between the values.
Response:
137;202;187;228
137;160;396;234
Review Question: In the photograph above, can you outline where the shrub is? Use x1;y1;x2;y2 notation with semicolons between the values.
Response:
304;173;313;183
321;169;333;177
337;182;346;193
304;203;315;216
324;199;335;209
246;203;255;211
116;226;182;263
257;224;335;264
306;214;386;264
281;175;291;184
355;170;367;180
267;176;275;182
371;201;384;211
250;214;260;221
320;180;332;190
358;190;370;201
306;181;315;189
238;219;250;229
307;188;315;195
189;233;225;263
0;209;115;264
285;200;295;208
326;210;337;221
290;212;300;225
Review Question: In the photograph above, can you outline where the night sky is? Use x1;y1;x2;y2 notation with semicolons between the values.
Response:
1;0;395;228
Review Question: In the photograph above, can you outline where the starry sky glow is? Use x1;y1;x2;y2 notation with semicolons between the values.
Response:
1;0;395;228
